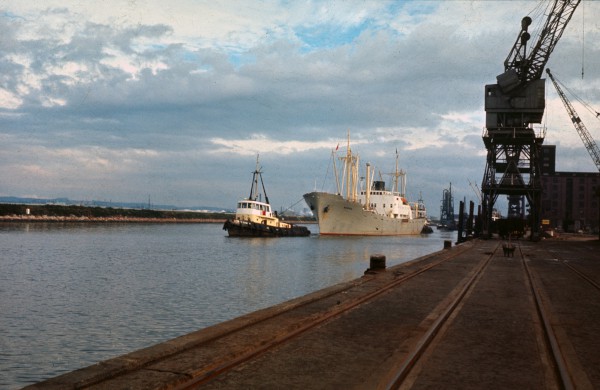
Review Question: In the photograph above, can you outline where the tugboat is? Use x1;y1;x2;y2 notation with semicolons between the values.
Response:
223;157;311;237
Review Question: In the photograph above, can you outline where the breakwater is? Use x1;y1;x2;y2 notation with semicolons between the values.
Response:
0;215;226;223
0;203;314;224
0;203;231;222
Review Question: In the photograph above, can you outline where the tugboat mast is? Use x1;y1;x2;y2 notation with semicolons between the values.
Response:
249;155;270;204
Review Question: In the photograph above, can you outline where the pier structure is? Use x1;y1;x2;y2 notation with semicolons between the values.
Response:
26;237;600;389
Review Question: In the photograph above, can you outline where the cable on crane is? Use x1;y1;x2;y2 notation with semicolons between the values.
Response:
527;1;546;23
528;1;552;50
551;71;600;120
581;0;585;79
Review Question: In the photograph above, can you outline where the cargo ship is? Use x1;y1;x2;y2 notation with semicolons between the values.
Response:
303;136;427;236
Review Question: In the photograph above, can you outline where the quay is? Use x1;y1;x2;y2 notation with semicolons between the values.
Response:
26;236;600;389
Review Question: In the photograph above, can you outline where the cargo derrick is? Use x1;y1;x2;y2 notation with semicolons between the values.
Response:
481;0;580;239
546;69;600;172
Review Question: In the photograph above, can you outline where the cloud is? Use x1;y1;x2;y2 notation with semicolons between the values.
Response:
209;134;351;156
0;1;598;216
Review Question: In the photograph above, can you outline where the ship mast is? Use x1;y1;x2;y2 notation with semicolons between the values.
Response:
332;149;341;195
345;132;352;200
248;154;269;204
339;131;359;201
365;162;371;211
388;149;406;197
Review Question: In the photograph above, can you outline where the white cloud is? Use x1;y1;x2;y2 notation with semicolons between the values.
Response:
0;88;22;109
209;134;367;156
0;1;598;213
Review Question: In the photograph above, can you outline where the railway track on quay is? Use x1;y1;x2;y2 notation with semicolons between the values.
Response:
27;238;600;390
522;239;600;389
383;239;600;390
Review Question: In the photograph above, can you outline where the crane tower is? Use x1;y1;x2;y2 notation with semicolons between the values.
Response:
481;0;580;239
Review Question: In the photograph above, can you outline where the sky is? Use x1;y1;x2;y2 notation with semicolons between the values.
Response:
1;1;599;217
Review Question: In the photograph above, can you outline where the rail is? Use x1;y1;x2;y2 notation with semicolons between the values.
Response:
380;243;499;388
174;245;474;389
521;245;575;390
380;241;595;389
482;126;546;140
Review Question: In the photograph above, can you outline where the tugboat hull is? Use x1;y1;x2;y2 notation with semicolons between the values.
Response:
223;219;310;237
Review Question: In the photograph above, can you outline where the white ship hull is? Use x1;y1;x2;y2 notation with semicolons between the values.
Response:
304;191;426;236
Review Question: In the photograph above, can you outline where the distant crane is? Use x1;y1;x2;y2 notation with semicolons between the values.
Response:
468;179;482;203
481;0;580;239
546;69;600;172
440;183;456;230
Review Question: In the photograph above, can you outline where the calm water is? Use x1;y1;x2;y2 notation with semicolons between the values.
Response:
0;222;455;388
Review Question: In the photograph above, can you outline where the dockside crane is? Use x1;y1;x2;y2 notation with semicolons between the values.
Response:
546;69;600;172
468;178;482;204
481;0;580;239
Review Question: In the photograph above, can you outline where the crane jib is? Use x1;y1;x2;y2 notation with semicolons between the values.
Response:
501;0;580;92
546;69;600;172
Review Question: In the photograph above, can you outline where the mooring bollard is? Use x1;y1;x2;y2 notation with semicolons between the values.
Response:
444;240;452;249
369;254;386;270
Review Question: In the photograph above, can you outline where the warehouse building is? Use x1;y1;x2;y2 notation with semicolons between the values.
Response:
540;145;600;233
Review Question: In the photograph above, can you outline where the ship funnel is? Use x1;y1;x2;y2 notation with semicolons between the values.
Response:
372;181;385;191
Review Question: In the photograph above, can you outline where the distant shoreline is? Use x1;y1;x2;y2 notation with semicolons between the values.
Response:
0;203;314;224
0;215;227;223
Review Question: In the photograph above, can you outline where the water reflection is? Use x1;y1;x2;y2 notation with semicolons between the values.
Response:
0;223;454;388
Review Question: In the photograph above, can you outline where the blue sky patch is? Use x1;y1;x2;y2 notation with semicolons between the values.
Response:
295;20;372;51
